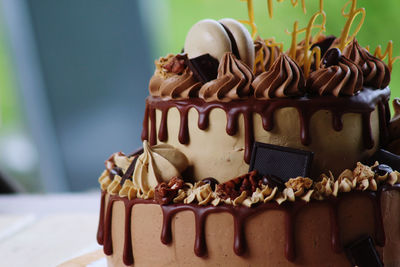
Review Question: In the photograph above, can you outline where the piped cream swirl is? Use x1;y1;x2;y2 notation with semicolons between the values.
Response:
158;69;202;99
199;52;253;102
149;54;202;99
307;50;363;96
342;39;390;89
252;54;305;99
254;37;281;75
133;141;189;197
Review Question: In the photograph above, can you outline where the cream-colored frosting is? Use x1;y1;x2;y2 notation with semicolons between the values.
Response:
132;141;189;197
155;104;380;183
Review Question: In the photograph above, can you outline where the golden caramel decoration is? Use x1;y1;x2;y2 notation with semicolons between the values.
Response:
266;0;323;18
372;41;400;71
239;0;257;38
287;10;326;77
338;0;366;51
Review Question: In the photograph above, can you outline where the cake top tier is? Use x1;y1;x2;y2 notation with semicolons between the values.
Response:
149;0;396;102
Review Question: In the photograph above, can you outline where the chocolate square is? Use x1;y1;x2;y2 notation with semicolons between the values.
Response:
249;142;314;182
187;54;219;83
364;149;400;171
345;236;383;267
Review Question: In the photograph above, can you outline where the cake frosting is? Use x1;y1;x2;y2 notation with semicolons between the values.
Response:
96;1;400;266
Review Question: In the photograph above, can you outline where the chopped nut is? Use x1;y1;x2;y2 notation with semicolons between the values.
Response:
154;177;184;205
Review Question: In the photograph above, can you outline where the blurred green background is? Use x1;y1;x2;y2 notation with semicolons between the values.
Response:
0;0;399;192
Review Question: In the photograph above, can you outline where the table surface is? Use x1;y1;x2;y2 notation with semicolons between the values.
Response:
0;192;103;267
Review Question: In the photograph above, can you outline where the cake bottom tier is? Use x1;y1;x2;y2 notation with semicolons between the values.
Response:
99;190;400;267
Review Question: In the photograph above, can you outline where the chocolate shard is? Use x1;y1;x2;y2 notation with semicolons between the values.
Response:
345;236;383;267
249;142;314;182
364;149;400;171
187;54;219;83
127;147;144;158
119;156;140;185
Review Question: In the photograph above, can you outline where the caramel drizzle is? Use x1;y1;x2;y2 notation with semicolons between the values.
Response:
239;0;257;39
141;88;390;164
338;0;366;51
97;184;400;264
287;10;326;77
372;41;400;72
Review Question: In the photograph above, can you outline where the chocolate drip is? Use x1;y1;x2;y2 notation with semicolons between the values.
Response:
103;197;116;256
158;109;169;142
149;107;157;146
96;191;106;245
142;88;390;164
332;112;343;131
378;101;390;146
97;184;400;264
123;200;134;265
328;199;342;253
362;112;374;149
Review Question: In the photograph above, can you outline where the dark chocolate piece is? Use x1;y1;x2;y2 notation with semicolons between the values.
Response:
187;54;219;83
365;149;400;171
311;35;336;58
372;164;393;176
201;177;219;191
345;236;383;267
119;156;139;185
110;167;124;177
261;174;286;191
323;48;341;67
249;142;314;182
127;147;144;157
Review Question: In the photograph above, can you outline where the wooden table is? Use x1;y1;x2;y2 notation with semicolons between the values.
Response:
0;193;105;267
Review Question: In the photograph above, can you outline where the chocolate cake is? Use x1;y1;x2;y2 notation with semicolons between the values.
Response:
96;2;400;266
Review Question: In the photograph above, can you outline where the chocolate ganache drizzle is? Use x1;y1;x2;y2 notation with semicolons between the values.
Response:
307;48;363;97
252;54;305;99
199;52;253;102
97;184;400;264
342;39;390;89
142;87;390;163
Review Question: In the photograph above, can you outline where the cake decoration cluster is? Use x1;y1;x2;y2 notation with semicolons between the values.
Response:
99;145;400;207
148;0;396;102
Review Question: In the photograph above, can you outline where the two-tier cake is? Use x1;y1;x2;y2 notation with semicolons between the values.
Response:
96;1;400;266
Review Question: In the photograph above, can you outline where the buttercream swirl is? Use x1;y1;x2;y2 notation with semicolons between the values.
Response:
254;37;281;75
199;52;253;102
307;48;363;96
132;141;189;197
158;69;202;99
342;39;390;89
252;54;305;99
149;54;202;99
